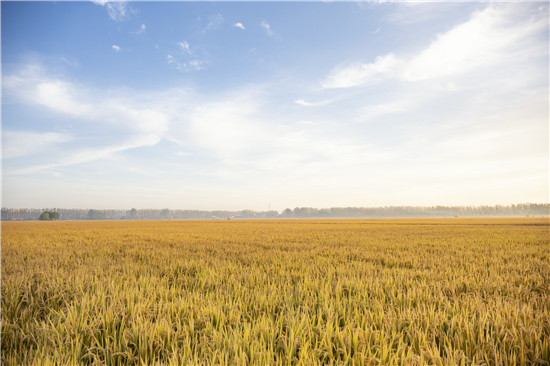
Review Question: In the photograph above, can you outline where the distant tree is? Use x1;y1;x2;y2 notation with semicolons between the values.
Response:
88;209;106;220
283;208;292;216
128;208;138;219
160;209;170;219
39;211;59;220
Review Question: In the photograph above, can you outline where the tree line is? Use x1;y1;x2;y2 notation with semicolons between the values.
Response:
1;203;548;221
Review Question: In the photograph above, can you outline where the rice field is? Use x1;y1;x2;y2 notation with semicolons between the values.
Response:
1;218;549;365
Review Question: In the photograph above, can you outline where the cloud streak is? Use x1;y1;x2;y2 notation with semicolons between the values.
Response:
177;41;191;54
3;64;170;174
295;99;332;107
3;131;72;159
204;14;224;33
3;62;373;180
323;5;548;88
261;21;273;36
92;0;128;22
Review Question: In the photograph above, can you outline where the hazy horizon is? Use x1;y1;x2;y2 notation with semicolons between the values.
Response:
2;1;548;212
2;202;548;214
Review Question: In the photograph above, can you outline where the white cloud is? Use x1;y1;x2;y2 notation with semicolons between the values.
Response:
178;41;191;54
323;5;548;88
261;21;273;36
295;99;332;107
189;60;203;70
323;54;403;89
167;47;206;71
106;2;127;22
34;81;93;116
181;90;367;178
175;151;194;157
3;64;170;174
92;0;128;22
188;99;261;159
234;22;245;30
358;100;415;120
4;69;92;116
402;5;545;81
112;45;121;52
4;136;162;176
3;29;547;208
133;24;146;34
3;131;72;159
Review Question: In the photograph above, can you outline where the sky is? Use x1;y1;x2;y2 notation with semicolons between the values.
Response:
1;1;549;211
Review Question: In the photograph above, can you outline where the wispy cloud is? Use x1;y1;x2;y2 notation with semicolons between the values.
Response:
3;131;72;159
204;13;224;33
177;41;192;54
323;54;403;89
261;20;273;36
168;41;208;71
3;66;92;116
167;55;204;72
5;137;161;176
3;64;170;174
174;151;194;157
2;63;366;179
295;99;332;107
92;0;128;22
323;5;548;88
112;45;121;52
189;60;204;71
357;99;416;121
133;24;146;35
234;22;245;30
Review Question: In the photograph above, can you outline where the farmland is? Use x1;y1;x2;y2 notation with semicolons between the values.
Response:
1;218;549;365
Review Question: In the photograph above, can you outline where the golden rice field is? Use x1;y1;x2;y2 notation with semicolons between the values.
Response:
1;218;549;366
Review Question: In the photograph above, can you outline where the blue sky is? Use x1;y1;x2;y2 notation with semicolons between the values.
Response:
2;1;548;210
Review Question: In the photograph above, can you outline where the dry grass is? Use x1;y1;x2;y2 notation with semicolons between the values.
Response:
2;218;549;365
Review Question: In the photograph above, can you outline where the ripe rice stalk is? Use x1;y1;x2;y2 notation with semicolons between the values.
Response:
1;218;549;365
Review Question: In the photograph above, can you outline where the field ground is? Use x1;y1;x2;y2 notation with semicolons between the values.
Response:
1;218;549;365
